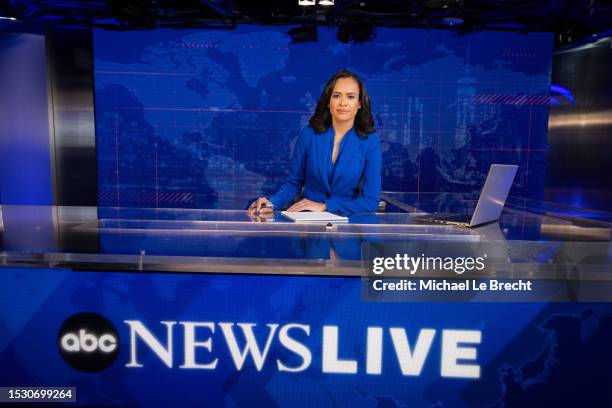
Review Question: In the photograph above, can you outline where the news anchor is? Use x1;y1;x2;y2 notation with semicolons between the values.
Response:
249;70;382;216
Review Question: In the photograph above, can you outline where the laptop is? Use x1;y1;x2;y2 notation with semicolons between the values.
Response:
414;164;518;228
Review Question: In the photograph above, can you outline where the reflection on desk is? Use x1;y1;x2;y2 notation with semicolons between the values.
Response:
0;196;609;276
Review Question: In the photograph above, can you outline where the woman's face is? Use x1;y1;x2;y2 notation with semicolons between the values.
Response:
329;77;361;125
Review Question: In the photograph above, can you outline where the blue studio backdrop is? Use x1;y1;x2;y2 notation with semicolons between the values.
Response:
93;26;553;209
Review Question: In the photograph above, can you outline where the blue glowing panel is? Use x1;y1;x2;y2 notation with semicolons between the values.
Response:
0;33;52;205
94;27;552;209
1;267;611;406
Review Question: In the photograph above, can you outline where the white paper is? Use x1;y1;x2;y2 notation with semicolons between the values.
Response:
281;211;348;223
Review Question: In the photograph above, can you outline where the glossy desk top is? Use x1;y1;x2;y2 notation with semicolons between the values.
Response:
0;194;610;276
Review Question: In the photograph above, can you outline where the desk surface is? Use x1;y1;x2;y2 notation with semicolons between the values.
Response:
382;192;612;223
0;193;610;275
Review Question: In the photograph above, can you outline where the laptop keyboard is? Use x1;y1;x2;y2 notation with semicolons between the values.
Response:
413;213;471;224
437;214;471;223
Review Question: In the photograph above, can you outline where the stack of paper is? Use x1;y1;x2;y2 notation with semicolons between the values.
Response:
281;211;348;223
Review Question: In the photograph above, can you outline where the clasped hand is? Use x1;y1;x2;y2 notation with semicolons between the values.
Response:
247;197;327;215
286;198;327;212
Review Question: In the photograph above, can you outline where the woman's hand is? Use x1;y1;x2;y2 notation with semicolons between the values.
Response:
246;210;274;222
286;198;327;212
248;197;274;215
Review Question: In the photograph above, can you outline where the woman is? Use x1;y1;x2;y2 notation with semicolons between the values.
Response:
249;70;381;216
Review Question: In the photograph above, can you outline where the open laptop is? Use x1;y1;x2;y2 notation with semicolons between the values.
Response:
414;164;518;228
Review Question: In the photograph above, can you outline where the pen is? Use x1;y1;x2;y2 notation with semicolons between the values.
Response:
252;203;274;214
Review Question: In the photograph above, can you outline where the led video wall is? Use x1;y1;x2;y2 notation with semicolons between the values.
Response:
2;266;611;406
94;26;552;209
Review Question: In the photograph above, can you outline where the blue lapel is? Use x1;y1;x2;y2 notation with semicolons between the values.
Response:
317;127;333;193
329;127;353;190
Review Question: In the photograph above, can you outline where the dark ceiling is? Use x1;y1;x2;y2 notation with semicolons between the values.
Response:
1;0;611;46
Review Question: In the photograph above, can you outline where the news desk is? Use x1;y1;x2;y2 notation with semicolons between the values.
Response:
0;193;611;407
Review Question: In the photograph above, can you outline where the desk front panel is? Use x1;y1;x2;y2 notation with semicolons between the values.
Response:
1;266;610;407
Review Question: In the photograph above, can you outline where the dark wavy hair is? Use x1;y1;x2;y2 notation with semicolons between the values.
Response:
309;70;376;139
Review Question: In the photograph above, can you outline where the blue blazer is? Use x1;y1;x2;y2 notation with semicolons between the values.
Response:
269;126;382;215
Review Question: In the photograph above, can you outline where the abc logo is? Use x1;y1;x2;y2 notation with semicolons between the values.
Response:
58;312;119;372
61;330;117;353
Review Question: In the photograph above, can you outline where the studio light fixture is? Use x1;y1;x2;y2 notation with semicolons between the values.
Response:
441;17;463;26
287;24;319;43
0;16;17;21
298;0;334;6
336;20;376;44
